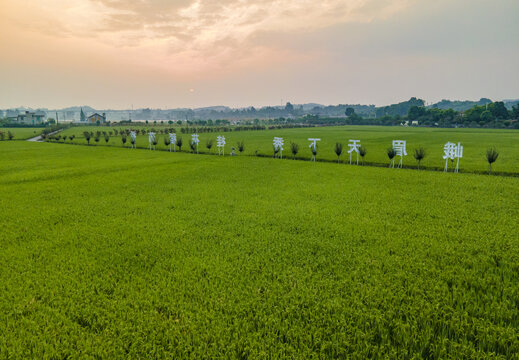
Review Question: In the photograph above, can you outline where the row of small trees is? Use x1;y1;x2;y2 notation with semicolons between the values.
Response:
0;131;15;140
60;132;502;174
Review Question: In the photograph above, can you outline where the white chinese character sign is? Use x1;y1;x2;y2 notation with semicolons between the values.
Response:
392;140;407;168
130;131;136;149
273;137;284;159
348;140;361;165
217;135;226;155
148;132;156;150
169;133;176;152
443;142;463;172
192;134;200;154
308;138;320;162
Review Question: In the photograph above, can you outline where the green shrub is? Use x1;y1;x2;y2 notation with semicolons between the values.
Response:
486;147;499;174
334;142;343;163
291;142;299;159
413;146;426;169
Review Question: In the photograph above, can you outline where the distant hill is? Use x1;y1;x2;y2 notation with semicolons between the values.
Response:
504;99;519;109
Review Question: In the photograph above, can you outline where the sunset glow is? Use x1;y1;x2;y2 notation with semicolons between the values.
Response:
1;0;518;108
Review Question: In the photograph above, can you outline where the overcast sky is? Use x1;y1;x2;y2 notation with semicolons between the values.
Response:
1;0;518;109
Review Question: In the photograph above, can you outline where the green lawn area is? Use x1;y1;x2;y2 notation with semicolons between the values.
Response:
58;125;519;175
1;127;43;140
1;141;518;358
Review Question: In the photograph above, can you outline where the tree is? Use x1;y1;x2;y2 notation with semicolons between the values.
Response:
104;134;110;144
480;110;494;123
7;131;14;140
69;135;75;141
273;145;280;158
94;135;100;143
176;137;183;151
512;104;519;119
285;102;294;113
413;146;426;169
334;142;343;163
387;147;396;168
345;107;355;117
84;131;91;144
310;143;318;161
486;148;499;174
359;146;367;165
290;142;299;159
237;140;245;154
489;102;509;119
408;106;427;120
164;135;170;149
121;134;127;146
80;108;86;122
206;139;213;152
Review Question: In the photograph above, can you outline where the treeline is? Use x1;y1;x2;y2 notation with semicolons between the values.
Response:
407;101;519;128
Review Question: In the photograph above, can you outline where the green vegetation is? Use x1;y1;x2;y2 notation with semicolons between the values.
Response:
0;128;43;140
290;142;299;159
486;148;499;175
0;141;518;358
55;125;519;175
334;142;343;163
413;146;426;169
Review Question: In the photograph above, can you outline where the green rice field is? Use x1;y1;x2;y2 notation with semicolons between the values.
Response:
1;139;518;358
58;125;519;175
0;128;43;140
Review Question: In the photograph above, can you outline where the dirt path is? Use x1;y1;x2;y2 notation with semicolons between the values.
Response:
27;129;62;142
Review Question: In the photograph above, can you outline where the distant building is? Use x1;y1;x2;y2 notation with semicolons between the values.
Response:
87;113;106;123
15;111;46;124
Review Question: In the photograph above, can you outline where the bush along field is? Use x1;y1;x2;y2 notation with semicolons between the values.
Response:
1;140;518;358
53;125;519;175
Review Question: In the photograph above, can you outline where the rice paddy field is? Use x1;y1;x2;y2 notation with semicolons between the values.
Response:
58;125;519;175
1;131;519;358
0;128;43;140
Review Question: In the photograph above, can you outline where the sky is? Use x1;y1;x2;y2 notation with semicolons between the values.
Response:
1;0;518;109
